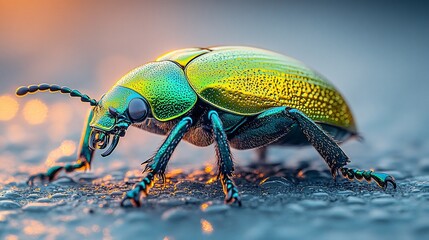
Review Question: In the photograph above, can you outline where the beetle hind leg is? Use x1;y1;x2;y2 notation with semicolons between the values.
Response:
285;107;397;190
340;167;396;189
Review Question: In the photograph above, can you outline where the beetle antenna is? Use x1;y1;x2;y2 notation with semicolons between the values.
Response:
16;83;98;106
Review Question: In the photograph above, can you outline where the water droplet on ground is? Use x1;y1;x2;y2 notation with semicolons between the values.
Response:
0;200;21;210
22;202;57;212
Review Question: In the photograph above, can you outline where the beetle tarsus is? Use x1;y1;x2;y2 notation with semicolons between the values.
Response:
340;167;397;190
121;172;154;207
221;174;242;206
27;165;64;185
27;161;88;186
27;173;49;186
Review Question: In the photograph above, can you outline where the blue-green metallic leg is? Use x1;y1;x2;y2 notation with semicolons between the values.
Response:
120;117;193;207
340;167;396;189
286;108;349;176
27;109;95;185
286;108;396;189
209;111;242;206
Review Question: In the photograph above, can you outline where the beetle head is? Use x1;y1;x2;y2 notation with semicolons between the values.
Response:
16;83;150;157
89;86;150;157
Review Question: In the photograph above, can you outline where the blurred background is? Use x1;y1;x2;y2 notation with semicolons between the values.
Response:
1;0;428;181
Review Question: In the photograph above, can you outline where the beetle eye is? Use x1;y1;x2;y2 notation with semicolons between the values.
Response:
128;98;148;122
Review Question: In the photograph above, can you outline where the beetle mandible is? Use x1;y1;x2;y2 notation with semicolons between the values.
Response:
16;46;396;207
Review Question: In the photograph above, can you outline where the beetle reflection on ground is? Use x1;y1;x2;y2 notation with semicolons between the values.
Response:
16;46;396;207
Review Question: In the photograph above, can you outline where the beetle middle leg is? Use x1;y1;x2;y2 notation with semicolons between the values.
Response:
120;117;193;207
209;110;242;206
27;109;95;185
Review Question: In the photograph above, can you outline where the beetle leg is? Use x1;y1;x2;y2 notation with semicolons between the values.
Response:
285;108;349;177
27;109;95;185
340;167;396;189
120;117;193;207
254;147;268;163
285;108;396;189
209;110;242;206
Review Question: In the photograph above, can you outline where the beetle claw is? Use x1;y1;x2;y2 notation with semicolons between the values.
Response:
377;175;397;190
120;189;142;207
385;177;397;189
225;191;242;207
221;176;242;207
27;165;65;186
27;173;49;186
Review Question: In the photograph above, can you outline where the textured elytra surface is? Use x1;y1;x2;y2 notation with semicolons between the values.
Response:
186;47;355;131
156;48;210;67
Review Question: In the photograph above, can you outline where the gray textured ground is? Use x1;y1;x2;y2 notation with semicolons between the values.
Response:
1;151;429;240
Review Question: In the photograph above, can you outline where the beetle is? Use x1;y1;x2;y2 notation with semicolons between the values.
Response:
16;46;396;207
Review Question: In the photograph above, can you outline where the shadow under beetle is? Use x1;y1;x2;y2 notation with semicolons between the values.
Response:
16;46;396;207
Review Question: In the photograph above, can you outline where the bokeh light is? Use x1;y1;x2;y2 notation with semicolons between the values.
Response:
22;99;48;125
200;219;214;234
0;95;19;121
23;220;46;236
48;102;74;141
45;140;76;166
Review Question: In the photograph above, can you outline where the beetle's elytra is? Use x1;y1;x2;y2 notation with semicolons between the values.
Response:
16;46;396;207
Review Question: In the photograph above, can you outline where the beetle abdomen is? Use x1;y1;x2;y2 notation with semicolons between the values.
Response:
185;46;356;132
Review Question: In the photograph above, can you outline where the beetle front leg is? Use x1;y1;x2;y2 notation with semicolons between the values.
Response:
120;117;193;207
209;110;241;206
27;110;95;185
286;108;396;189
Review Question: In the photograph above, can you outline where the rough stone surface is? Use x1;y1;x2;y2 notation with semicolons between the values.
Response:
0;162;427;240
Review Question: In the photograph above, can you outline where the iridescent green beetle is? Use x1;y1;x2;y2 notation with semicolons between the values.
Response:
16;46;396;207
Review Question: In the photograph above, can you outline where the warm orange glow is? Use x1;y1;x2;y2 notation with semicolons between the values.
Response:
200;203;209;211
206;176;217;184
0;95;19;121
204;164;214;174
20;219;63;238
75;226;91;236
166;168;183;178
297;170;305;179
23;220;46;236
60;140;76;156
48;102;73;140
201;219;214;234
22;99;48;125
187;169;205;179
5;235;18;240
45;140;77;166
